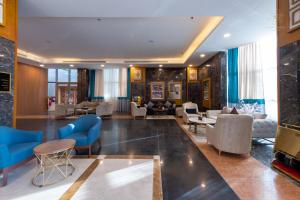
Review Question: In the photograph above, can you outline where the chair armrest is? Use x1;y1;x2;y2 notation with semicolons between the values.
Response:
58;124;75;139
206;124;215;143
88;121;102;144
0;144;10;168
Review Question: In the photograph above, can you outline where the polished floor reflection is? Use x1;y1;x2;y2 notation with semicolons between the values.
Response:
17;119;239;200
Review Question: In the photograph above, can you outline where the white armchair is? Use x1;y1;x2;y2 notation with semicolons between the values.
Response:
96;102;114;118
55;104;75;119
206;114;253;155
131;102;147;119
182;102;201;124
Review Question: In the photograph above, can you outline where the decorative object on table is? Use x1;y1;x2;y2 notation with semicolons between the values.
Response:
0;72;10;92
289;0;300;31
0;126;43;186
150;81;165;100
58;114;102;157
202;78;211;108
188;68;198;82
131;102;147;119
0;0;4;25
32;139;75;187
168;81;182;100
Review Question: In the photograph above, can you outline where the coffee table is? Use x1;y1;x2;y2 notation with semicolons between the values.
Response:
189;117;216;134
32;139;76;187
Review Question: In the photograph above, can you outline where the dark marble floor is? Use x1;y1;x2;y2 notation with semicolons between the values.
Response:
17;119;239;200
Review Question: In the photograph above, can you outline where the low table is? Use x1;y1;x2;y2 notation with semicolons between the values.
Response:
189;117;216;134
152;108;168;115
32;139;76;187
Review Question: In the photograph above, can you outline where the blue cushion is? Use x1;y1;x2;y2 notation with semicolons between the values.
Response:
186;108;197;114
65;132;88;146
9;142;39;166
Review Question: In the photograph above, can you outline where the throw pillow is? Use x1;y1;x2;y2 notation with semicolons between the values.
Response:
253;113;267;119
148;101;154;108
186;108;197;114
221;107;232;114
164;101;172;108
230;107;239;114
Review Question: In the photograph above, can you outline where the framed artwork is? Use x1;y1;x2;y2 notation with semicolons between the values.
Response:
289;0;300;31
188;68;198;82
0;72;11;93
133;68;142;81
168;81;182;100
0;0;4;26
130;67;144;82
150;81;165;100
202;78;211;108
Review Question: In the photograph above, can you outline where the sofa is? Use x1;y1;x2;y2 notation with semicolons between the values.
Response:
144;101;176;115
75;101;100;115
206;107;277;139
58;114;102;157
0;126;43;186
131;102;147;119
182;102;201;124
206;114;253;155
96;102;114;118
55;104;75;119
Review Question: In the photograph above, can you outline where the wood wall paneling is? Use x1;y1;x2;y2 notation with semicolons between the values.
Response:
16;63;48;116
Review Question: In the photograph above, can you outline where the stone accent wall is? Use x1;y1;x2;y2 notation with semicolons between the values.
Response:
77;69;89;103
0;37;15;126
279;40;300;126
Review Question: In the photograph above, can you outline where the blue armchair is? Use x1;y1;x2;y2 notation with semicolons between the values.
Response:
0;126;43;186
58;114;102;157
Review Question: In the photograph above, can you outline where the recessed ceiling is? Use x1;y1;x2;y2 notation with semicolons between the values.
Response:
18;0;275;68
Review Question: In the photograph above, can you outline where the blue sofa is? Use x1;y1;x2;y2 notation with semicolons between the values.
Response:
0;126;43;186
58;114;102;157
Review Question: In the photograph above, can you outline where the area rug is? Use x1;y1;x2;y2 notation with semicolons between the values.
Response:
146;115;175;120
180;124;207;142
0;156;162;200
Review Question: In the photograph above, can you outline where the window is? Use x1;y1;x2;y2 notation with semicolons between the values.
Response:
58;69;69;82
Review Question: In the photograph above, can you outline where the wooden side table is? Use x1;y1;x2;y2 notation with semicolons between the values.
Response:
32;139;76;187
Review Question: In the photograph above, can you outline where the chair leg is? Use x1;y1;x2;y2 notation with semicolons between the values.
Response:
88;146;91;158
218;150;222;156
1;171;8;186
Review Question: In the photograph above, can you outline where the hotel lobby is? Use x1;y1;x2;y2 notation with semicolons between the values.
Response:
0;0;300;199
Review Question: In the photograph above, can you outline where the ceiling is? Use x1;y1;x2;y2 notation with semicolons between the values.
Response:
18;0;276;68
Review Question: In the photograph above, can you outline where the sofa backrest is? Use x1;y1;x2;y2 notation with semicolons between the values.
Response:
0;126;12;145
73;114;101;132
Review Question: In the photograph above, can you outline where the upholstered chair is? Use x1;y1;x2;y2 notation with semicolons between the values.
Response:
96;102;114;118
206;110;222;120
182;102;201;124
0;126;43;186
131;102;147;119
206;114;253;155
58;114;102;157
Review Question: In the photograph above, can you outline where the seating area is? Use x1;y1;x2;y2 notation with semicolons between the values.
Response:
1;1;300;200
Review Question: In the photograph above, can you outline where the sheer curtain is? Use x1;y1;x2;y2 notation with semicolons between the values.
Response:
103;68;119;111
94;69;104;97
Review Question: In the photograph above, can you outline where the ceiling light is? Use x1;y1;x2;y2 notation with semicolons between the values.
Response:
189;64;193;67
96;18;103;22
159;64;163;67
0;54;4;57
200;54;205;58
101;64;105;67
39;64;44;67
283;63;289;66
148;40;154;43
206;64;211;67
69;64;74;67
129;64;133;67
201;183;206;188
224;33;231;38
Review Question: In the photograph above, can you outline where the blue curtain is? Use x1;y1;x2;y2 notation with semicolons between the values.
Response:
228;48;239;105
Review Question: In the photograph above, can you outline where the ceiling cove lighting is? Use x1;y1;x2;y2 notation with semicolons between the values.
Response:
223;33;231;38
159;64;163;67
200;54;205;58
69;64;74;67
101;64;105;67
39;64;44;67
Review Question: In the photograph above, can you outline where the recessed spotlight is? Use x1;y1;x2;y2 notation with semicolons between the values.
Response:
129;64;133;67
224;33;231;38
189;64;193;67
101;64;105;67
201;183;206;188
148;40;155;43
0;54;4;57
190;16;194;20
205;64;211;67
69;64;74;67
39;64;44;67
96;18;103;22
200;54;205;58
159;64;163;67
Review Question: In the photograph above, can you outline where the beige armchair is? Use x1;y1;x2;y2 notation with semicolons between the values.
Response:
206;114;253;155
131;102;147;119
182;102;201;124
55;104;75;119
96;102;114;118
